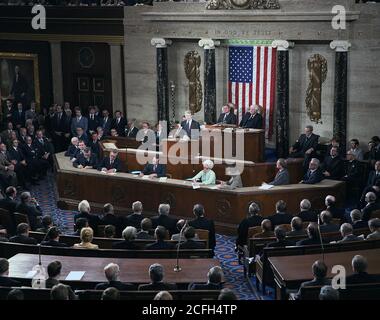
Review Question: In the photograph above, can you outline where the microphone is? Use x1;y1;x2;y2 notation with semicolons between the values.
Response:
317;214;325;262
32;227;52;288
174;220;188;272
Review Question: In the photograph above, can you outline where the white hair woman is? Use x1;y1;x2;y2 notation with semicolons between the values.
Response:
191;159;216;185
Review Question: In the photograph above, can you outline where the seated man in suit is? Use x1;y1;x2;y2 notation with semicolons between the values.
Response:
268;200;293;227
74;127;88;145
218;166;243;190
266;226;295;248
322;146;344;180
136;218;154;240
367;218;380;240
191;159;216;185
112;226;139;250
360;160;380;207
74;200;100;235
65;137;79;158
350;209;368;230
297;199;318;222
0;258;21;287
41;227;68;247
140;156;166;178
9;223;37;245
188;266;224;291
138;263;177;291
346;255;380;284
324;195;344;220
98;150;122;173
296;223;324;246
300;158;324;184
180;110;201;140
295;260;331;299
239;104;263;129
88;132;101;156
150;203;177;236
286;217;307;237
124;201;144;232
253;219;274;238
362;192;380;221
176;227;205;250
217;105;237;125
99;203;121;237
289;125;319;172
0;186;19;235
95;263;135;291
319;210;340;233
189;204;216;253
337;223;362;243
145;226;175;250
267;158;290;186
348;138;364;161
73;147;98;170
15;191;42;231
126;118;139;138
236;202;263;247
45;260;76;302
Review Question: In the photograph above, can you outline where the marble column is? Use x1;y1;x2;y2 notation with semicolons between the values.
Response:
109;43;124;115
272;40;294;158
330;40;351;152
50;41;64;105
151;38;172;125
199;38;220;124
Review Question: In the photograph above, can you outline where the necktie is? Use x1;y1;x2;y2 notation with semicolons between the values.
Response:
91;115;94;120
154;164;157;172
223;114;227;122
117;118;120;125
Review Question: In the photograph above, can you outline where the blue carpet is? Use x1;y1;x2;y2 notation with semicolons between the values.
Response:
28;173;258;300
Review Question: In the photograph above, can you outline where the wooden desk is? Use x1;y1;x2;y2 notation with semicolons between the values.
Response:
8;253;220;285
56;152;345;234
268;248;380;300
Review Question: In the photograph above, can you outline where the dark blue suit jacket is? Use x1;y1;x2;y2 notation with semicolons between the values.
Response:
217;112;237;125
239;113;263;129
97;156;122;172
180;119;200;139
302;168;324;184
142;163;166;178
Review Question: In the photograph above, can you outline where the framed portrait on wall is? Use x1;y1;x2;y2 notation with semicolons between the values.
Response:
0;52;40;110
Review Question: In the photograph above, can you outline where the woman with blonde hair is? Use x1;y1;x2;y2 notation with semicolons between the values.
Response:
73;227;99;249
191;159;216;185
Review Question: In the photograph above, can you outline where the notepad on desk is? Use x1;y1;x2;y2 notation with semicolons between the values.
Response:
131;171;141;175
259;183;274;190
65;271;85;281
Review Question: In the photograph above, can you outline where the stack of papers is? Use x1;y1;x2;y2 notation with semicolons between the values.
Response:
259;183;274;190
65;271;85;281
159;177;167;182
192;183;201;189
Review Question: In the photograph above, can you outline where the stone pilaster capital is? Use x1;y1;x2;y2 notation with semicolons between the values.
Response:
151;38;172;48
198;38;220;50
330;40;351;52
271;40;294;51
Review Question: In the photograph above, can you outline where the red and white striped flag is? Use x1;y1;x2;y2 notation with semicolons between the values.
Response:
228;45;277;139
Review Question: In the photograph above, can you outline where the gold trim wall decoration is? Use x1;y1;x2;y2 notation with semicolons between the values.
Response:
305;54;328;124
0;52;40;111
184;50;203;114
206;0;280;10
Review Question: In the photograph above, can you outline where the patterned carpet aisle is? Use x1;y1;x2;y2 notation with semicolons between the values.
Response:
28;173;257;300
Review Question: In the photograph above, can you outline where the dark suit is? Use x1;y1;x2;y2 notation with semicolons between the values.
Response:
217;112;237;125
362;202;380;221
269;169;290;186
112;117;127;136
73;153;98;169
9;234;37;245
138;282;177;291
266;239;295;248
239;112;263;129
326;205;344;220
65;145;79;158
296;236;324;246
15;202;42;231
366;171;380;187
151;215;178;236
302;168;324;184
319;223;340;233
88;140;100;156
11;110;25;128
322;156;344;180
126;127;139;138
7;147;28;187
0;196;19;235
342;160;361;191
100;213;121;235
97;156;122;172
22;143;49;177
74;212;100;234
352;220;368;230
236;215;264;246
41;240;68;247
136;231;154;240
112;240;139;250
145;240;175;250
286;229;307;237
188;282;222;291
268;212;293;227
189;217;216;250
71;116;88;135
346;272;380;285
101;117;113;136
87;115;100;134
291;133;319;157
11;73;28;104
51;112;68;152
338;234;362;243
177;239;205;250
297;210;318;222
95;280;135;291
296;278;331;299
0;276;21;287
125;213;144;230
142;163;166;178
180;119;201;139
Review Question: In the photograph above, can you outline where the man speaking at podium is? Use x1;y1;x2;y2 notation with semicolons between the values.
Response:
180;110;200;139
217;105;237;125
239;105;263;129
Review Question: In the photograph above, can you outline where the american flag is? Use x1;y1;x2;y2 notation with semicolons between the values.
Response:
228;45;277;139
